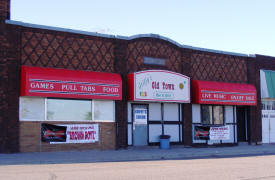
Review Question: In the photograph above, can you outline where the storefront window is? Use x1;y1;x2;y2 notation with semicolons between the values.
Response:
20;97;45;120
20;97;115;122
201;105;224;125
201;105;213;124
93;100;114;121
47;99;92;120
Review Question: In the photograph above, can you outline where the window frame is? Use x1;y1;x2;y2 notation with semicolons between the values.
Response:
19;96;115;122
201;105;225;125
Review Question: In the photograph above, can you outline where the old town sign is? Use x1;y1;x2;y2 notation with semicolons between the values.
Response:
127;70;190;103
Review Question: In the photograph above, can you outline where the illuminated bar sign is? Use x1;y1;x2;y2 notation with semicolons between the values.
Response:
127;70;190;103
21;66;122;100
192;80;257;106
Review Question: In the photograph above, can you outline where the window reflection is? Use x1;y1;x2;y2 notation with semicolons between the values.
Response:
47;99;92;120
201;105;224;125
213;106;223;124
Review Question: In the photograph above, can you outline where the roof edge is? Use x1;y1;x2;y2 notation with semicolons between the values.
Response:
6;20;255;58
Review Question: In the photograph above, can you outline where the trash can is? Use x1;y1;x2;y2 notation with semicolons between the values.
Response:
159;135;171;149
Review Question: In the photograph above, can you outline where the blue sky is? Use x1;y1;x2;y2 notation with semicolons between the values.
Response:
11;0;275;57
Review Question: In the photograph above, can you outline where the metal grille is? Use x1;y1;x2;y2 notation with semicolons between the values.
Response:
126;39;183;73
21;31;115;72
190;52;248;83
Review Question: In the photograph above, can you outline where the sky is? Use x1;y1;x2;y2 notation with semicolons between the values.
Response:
10;0;275;57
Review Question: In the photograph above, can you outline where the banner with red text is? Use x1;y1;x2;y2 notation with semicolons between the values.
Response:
209;126;230;140
41;124;99;144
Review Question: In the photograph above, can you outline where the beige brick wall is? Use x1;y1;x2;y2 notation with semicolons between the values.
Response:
19;121;116;152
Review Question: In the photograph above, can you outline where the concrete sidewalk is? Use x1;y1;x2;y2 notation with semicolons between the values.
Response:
1;144;275;165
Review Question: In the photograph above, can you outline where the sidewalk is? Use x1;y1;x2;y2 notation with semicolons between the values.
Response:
1;144;275;165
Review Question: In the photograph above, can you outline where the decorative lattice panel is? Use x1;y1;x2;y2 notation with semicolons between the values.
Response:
126;39;183;73
190;52;248;83
21;31;115;72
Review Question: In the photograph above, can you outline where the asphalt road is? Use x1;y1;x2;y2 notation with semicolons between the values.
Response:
1;155;275;180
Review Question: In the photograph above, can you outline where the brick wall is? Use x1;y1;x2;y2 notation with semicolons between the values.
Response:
0;0;10;21
126;38;185;73
20;122;116;152
190;51;248;83
0;23;21;153
21;28;115;72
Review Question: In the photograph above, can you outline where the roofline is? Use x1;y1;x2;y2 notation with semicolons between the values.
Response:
6;20;255;58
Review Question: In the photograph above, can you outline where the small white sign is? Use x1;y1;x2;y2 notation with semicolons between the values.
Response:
134;70;190;103
134;108;147;124
210;126;230;140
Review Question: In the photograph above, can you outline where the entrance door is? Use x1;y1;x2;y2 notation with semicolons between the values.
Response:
270;113;275;143
262;111;269;143
237;107;247;142
262;111;275;143
132;104;148;146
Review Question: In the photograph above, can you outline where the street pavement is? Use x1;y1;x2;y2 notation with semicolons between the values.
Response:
1;144;275;165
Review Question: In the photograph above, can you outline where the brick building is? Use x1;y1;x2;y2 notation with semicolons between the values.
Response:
0;0;272;153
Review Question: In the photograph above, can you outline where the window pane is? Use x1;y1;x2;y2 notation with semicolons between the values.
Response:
201;105;212;124
261;102;265;110
213;106;223;124
93;100;114;121
47;99;92;121
20;97;45;120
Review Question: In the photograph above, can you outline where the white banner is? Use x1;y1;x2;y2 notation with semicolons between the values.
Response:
134;70;190;103
210;126;230;140
51;124;99;144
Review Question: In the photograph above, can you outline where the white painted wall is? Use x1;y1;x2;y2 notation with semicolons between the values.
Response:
128;124;132;145
127;102;132;122
149;124;162;142
164;125;179;142
149;103;161;121
192;104;201;123
225;106;234;123
163;103;178;121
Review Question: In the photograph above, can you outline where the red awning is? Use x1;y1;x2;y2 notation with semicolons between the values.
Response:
21;66;122;100
192;80;257;106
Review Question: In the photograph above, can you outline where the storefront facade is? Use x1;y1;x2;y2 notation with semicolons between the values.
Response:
127;70;190;146
0;0;269;152
192;80;257;145
19;66;121;152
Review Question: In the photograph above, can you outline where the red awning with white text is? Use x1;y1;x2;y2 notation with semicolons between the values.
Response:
192;80;257;106
21;66;122;100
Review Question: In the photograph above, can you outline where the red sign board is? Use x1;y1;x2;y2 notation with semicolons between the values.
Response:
21;66;122;100
192;80;257;106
